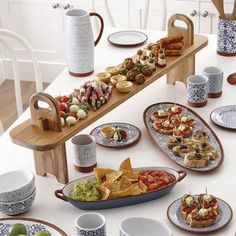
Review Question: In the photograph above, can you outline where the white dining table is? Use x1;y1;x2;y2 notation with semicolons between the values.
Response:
0;28;236;236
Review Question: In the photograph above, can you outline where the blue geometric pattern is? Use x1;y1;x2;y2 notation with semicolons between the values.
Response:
0;190;35;216
206;74;223;93
76;225;106;235
187;82;208;103
217;18;236;54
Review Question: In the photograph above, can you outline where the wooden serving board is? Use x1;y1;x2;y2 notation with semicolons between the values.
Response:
9;14;208;183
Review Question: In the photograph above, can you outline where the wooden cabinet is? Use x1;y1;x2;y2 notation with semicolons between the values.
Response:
199;1;233;34
167;0;234;34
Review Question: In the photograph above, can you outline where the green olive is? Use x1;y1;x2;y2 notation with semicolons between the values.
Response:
35;230;51;236
8;223;27;236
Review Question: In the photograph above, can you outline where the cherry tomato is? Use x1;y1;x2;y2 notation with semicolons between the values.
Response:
60;96;69;103
59;103;68;112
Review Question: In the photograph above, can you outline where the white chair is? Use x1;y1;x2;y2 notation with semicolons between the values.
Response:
92;0;167;30
0;29;43;117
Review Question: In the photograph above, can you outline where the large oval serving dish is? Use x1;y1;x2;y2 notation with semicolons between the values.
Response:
143;102;224;172
55;167;186;210
0;217;67;236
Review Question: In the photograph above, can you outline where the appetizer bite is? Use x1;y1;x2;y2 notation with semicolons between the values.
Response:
192;129;209;143
181;194;198;220
100;126;127;141
180;192;220;228
184;151;210;168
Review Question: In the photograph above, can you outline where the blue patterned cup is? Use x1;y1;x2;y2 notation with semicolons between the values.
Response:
187;75;208;107
203;66;223;98
217;15;236;56
75;212;106;236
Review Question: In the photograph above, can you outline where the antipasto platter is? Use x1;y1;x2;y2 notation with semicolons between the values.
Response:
167;193;233;233
143;102;224;172
55;158;186;210
90;122;141;148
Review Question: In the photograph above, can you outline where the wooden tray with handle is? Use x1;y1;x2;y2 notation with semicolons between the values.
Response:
10;14;208;184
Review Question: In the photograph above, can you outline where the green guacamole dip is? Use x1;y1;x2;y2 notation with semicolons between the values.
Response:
70;180;101;201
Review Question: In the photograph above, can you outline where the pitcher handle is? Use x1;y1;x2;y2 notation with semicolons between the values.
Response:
90;12;104;46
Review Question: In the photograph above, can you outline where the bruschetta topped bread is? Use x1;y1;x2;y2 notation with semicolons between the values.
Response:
173;124;193;138
184;151;210;168
198;194;219;212
167;129;219;168
167;105;183;117
180;193;220;228
192;129;209;143
181;194;198;220
150;109;168;122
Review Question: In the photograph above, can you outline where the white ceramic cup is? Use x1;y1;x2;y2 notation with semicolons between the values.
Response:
75;212;106;236
203;66;223;98
71;134;97;172
187;75;208;107
119;217;172;236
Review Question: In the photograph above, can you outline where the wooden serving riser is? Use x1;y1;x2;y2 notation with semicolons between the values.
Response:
9;15;208;184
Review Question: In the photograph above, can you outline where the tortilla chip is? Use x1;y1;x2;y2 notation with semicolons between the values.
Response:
103;181;121;192
119;175;132;191
119;158;132;171
106;171;123;183
97;185;111;200
109;183;143;199
94;168;107;183
123;170;139;182
138;180;147;193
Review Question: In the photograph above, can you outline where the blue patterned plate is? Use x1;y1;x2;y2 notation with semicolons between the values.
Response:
0;217;67;236
167;195;233;233
90;122;141;148
210;105;236;130
143;102;224;172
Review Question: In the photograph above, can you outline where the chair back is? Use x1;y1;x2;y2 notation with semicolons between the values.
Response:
0;29;43;117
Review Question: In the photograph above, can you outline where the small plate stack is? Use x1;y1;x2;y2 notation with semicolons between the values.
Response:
0;170;36;216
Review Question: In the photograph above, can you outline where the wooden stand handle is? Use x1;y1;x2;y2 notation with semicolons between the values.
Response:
30;92;62;132
167;14;195;85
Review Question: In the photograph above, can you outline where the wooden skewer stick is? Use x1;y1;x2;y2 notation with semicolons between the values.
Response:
205;186;208;195
211;0;226;19
230;0;236;20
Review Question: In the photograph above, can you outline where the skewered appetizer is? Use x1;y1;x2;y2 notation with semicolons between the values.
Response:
55;95;87;127
73;80;113;111
181;194;198;220
173;124;193;138
180;193;220;228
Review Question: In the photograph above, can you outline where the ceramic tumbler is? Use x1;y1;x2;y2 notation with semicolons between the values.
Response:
71;134;97;173
203;66;223;98
217;14;236;56
187;75;208;107
64;9;104;77
75;212;106;236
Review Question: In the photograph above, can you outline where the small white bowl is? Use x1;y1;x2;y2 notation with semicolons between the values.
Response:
120;217;172;236
0;188;36;216
0;170;35;202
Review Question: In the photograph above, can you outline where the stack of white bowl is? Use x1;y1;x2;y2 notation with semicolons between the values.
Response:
0;170;36;216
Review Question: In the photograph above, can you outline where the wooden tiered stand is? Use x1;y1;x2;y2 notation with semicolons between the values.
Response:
9;14;208;184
